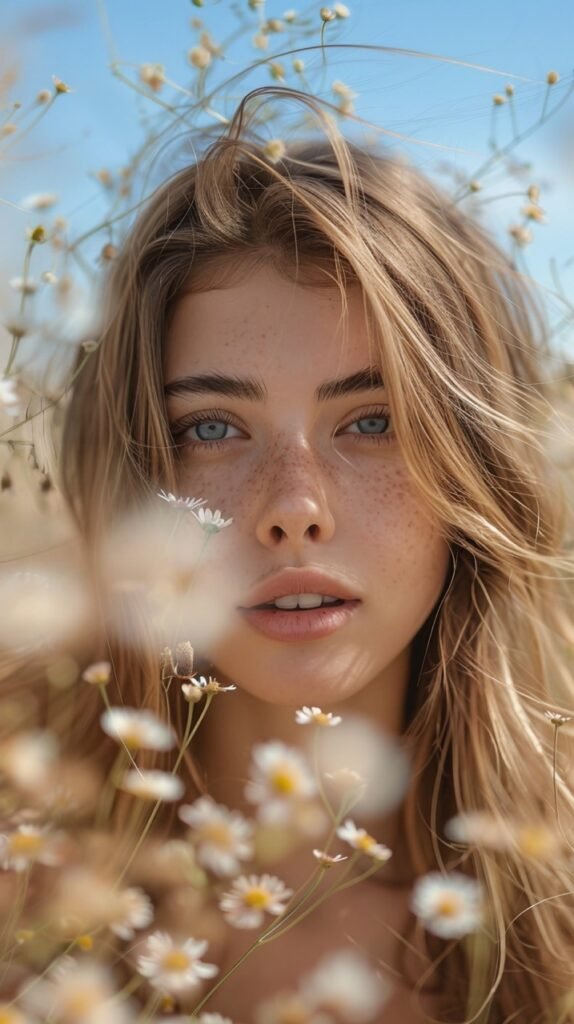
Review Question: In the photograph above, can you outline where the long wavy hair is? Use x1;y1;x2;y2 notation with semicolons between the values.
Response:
35;87;574;1020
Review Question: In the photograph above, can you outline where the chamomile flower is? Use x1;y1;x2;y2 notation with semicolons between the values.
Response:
220;873;293;929
119;770;184;802
295;706;342;727
20;960;130;1024
157;490;207;511
136;931;218;993
178;796;254;876
245;741;317;823
544;710;572;727
301;948;390;1022
410;871;484;938
191;507;233;532
312;849;348;867
100;708;176;751
336;820;392;862
0;824;64;872
109;886;154;940
82;661;112;686
182;675;236;700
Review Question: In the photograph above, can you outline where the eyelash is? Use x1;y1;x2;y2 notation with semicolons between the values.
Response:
169;405;395;452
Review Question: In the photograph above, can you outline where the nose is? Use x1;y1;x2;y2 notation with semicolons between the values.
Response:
253;440;336;550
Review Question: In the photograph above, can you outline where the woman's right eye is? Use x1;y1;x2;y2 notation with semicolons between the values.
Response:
170;411;243;450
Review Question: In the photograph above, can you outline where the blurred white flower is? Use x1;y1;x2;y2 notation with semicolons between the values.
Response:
336;820;392;862
21;192;58;210
100;708;176;752
0;376;29;419
178;796;254;876
245;741;317;823
82;661;112;686
301;948;390;1022
0;824;65;872
119;770;184;802
191;507;233;532
136;931;218;992
109;886;154;940
334;3;351;16
20;959;134;1024
0;1005;34;1024
219;873;293;929
157;490;207;511
0;568;90;654
9;276;38;294
410;871;484;938
0;730;58;791
255;992;329;1024
295;706;342;727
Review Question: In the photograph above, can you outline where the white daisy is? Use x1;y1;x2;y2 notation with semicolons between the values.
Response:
0;824;64;872
295;706;342;727
178;796;254;876
191;507;233;533
157;490;207;511
100;707;176;751
410;871;484;938
301;948;390;1022
245;741;317;824
182;675;236;700
82;661;112;686
336;820;392;862
219;873;293;929
0;730;58;790
136;931;218;993
109;886;154;940
119;770;184;802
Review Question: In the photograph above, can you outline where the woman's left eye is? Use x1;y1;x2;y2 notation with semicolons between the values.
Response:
339;406;394;445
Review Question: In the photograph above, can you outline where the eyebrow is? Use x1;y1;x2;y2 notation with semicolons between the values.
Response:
164;366;385;404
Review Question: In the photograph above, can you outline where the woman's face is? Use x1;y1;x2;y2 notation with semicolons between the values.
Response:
163;264;451;710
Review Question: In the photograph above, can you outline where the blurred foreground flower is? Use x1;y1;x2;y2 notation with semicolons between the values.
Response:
336;820;392;862
0;823;65;872
295;706;342;727
178;796;254;876
300;948;390;1022
20;959;135;1024
0;375;29;418
411;871;484;938
119;770;184;802
245;741;317;824
0;568;90;654
100;707;176;751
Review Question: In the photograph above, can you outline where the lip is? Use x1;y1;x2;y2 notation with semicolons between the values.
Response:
239;567;361;610
239;601;361;642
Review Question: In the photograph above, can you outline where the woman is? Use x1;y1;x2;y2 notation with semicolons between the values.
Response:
5;87;574;1022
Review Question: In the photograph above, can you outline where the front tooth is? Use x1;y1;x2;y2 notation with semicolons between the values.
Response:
273;594;302;609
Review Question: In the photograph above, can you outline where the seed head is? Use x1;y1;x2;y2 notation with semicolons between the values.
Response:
52;76;71;94
469;180;481;193
527;184;540;202
139;63;166;92
504;83;514;96
269;62;285;80
320;7;336;21
253;32;269;49
292;58;305;72
100;242;118;261
36;89;52;104
188;45;212;69
1;123;17;135
492;93;506;106
263;139;286;163
546;70;559;85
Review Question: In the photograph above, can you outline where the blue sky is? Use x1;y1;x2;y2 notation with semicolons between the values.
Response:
1;0;573;358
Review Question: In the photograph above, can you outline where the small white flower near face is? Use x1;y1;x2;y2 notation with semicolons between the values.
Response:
191;507;233;533
100;708;176;752
9;276;38;294
119;770;184;803
109;886;154;940
182;675;236;699
20;959;132;1024
336;820;392;862
21;192;59;210
157;490;207;511
178;796;254;877
410;871;484;938
244;741;317;824
0;824;65;872
82;661;112;686
0;730;58;791
295;706;342;727
300;948;390;1022
136;931;218;993
219;873;293;929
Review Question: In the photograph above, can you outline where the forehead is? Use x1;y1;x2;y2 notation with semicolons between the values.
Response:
163;265;376;384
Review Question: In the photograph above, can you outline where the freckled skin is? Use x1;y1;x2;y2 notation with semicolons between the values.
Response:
163;265;451;724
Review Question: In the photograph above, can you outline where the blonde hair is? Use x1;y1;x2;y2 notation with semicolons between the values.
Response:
53;88;574;1021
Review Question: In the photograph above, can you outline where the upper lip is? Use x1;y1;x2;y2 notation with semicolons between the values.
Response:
239;568;362;609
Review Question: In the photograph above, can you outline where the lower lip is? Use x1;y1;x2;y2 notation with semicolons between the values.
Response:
238;600;361;642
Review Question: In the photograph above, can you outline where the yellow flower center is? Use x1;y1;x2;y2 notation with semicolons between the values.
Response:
161;950;191;972
435;894;462;918
517;825;553;858
64;991;99;1015
356;833;376;852
200;822;233;848
122;728;143;750
244;887;270;909
271;767;297;794
9;833;43;857
315;713;331;725
0;1009;22;1024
